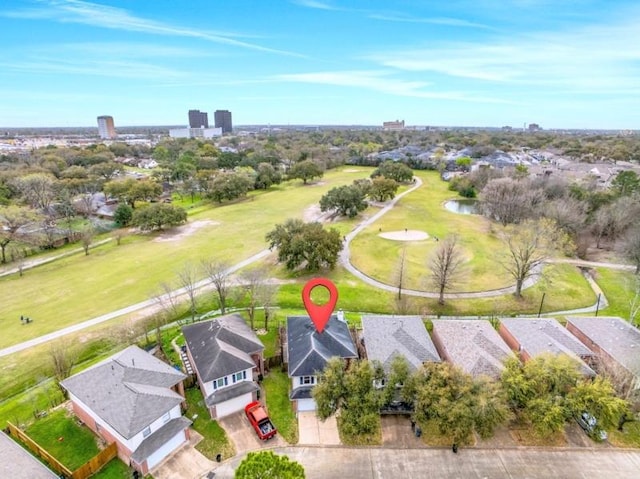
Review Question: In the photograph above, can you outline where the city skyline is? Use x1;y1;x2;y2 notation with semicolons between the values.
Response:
1;1;640;129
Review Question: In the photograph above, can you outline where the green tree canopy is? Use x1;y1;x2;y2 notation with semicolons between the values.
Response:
207;170;254;203
371;161;414;183
265;219;343;272
319;184;367;218
369;177;399;202
131;203;187;231
611;170;640;197
235;451;305;479
288;160;324;184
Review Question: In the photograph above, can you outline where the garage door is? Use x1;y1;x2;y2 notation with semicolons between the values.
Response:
216;392;253;418
146;429;187;470
297;398;316;412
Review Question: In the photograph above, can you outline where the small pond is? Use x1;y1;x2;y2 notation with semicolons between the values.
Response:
443;198;478;215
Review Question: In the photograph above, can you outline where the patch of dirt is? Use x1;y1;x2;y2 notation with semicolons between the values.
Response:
303;204;323;222
153;220;219;242
379;230;429;241
344;169;361;173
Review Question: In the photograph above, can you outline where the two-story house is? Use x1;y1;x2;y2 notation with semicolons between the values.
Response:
286;315;358;412
182;314;265;419
60;346;191;475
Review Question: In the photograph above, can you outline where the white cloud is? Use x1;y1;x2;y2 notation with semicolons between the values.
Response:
4;0;303;57
291;0;339;10
368;13;490;29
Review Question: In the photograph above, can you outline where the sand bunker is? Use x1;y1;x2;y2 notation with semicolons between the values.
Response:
153;219;219;242
379;230;429;241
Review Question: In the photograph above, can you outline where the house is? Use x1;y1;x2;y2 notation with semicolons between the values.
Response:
286;315;358;412
431;319;514;378
182;314;265;419
0;431;58;479
499;318;596;376
567;316;640;389
361;315;440;373
60;346;190;475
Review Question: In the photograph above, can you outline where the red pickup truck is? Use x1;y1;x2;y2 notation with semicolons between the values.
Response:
245;401;277;440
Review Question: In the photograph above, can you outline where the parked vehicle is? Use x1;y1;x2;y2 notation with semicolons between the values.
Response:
576;412;607;441
245;401;277;440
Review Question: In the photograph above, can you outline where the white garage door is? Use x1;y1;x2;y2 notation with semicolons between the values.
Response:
146;429;187;470
297;398;316;412
216;392;253;418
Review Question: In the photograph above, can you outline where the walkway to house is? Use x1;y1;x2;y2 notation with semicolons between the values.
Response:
297;412;340;445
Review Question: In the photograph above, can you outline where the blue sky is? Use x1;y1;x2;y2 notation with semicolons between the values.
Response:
1;0;639;129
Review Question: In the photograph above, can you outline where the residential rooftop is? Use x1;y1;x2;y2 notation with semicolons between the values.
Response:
431;319;514;378
361;315;440;371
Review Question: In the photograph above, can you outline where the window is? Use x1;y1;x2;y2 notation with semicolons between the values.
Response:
213;377;228;390
162;412;171;424
300;376;315;385
142;426;151;438
232;371;247;383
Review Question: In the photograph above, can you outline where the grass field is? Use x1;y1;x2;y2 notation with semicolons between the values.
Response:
350;170;512;292
1;168;373;349
591;268;637;319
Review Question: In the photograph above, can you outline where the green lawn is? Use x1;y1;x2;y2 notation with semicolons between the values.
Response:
184;388;235;460
92;459;132;479
609;421;640;448
337;416;382;446
0;167;374;349
24;409;99;470
263;370;298;444
592;268;637;319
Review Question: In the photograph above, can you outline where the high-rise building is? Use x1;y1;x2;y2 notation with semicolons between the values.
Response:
188;109;209;128
214;110;232;134
97;115;116;139
383;120;405;130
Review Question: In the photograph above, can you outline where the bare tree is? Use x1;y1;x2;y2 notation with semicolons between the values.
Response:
626;274;640;325
428;234;465;305
241;267;277;330
0;205;42;263
156;281;181;321
13;173;57;211
202;259;232;314
498;219;570;298
394;245;407;300
80;226;95;255
8;245;26;277
621;226;640;274
177;263;200;322
478;178;543;226
49;339;77;396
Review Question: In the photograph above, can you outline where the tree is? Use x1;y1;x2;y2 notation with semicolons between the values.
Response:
80;226;95;255
621;226;640;274
368;177;399;202
371;161;414;183
208;170;254;202
266;219;343;272
409;362;510;446
131;203;187;231
498;219;570;298
104;178;162;208
14;173;57;211
319;184;367;218
0;205;41;263
288;159;323;184
235;451;305;479
254;162;282;190
240;267;274;330
313;358;383;441
611;170;640;197
566;377;629;433
89;161;120;183
428;234;465;305
479;178;543;226
455;156;472;172
113;203;133;227
202;259;232;315
177;263;200;323
49;339;77;396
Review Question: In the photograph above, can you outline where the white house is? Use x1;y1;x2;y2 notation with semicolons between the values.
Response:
182;314;265;419
60;346;190;475
286;315;358;412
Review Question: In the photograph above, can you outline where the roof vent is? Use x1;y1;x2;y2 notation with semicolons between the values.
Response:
132;358;135;367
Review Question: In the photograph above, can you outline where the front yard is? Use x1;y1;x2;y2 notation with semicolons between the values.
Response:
184;388;235;460
263;370;298;444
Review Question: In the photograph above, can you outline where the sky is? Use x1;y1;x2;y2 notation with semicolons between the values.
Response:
1;0;640;129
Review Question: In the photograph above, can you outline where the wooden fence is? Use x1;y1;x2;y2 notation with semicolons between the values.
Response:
7;422;118;479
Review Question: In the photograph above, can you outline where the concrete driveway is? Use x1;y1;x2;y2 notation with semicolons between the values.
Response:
218;411;286;455
151;431;216;479
298;411;340;445
381;415;425;448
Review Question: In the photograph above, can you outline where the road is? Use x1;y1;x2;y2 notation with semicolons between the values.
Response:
210;446;640;479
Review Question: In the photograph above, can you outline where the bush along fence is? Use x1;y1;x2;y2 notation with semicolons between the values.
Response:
7;422;118;479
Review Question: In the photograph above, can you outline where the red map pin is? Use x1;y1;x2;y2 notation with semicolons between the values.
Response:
302;278;338;334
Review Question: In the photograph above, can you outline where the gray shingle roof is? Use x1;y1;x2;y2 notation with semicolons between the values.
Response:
130;417;191;463
205;381;260;406
182;314;264;383
567;316;640;377
361;315;440;371
0;431;58;479
500;318;596;376
61;346;186;440
287;315;358;377
432;320;513;378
